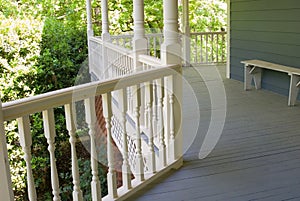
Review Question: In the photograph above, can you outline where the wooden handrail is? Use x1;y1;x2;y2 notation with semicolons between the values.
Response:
2;64;180;121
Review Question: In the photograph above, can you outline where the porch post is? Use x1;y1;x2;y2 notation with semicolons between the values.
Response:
0;101;14;201
133;0;147;70
86;0;94;37
161;0;183;165
182;0;191;66
133;0;147;132
101;0;110;40
161;0;181;65
102;0;111;78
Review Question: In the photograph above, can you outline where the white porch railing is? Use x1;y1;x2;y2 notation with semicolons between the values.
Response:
190;31;227;64
89;37;135;80
0;57;182;200
109;31;227;65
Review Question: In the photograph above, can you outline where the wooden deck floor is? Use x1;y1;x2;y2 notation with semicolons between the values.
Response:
130;65;300;201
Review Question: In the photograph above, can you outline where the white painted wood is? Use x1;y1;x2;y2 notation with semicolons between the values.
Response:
101;0;111;79
102;158;183;201
168;77;176;162
133;0;147;69
226;0;231;78
161;0;181;65
118;89;132;190
84;97;102;201
152;83;157;135
64;104;83;201
182;0;191;66
0;101;14;201
102;93;118;199
145;82;156;173
101;0;109;35
242;60;300;106
17;115;37;201
132;85;145;182
288;74;300;106
86;0;93;37
170;69;183;162
244;65;253;91
2;64;179;121
241;60;300;75
42;109;61;201
156;78;167;168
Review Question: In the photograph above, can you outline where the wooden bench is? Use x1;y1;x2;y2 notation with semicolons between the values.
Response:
241;60;300;106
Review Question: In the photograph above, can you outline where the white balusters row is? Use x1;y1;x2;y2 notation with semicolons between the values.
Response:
0;63;181;201
110;33;164;59
109;31;228;66
190;31;227;64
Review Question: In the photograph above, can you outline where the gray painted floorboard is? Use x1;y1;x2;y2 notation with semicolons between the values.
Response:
130;65;300;201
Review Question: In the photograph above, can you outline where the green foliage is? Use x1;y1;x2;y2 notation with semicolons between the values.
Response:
34;18;87;93
187;0;227;32
0;17;42;101
59;158;108;200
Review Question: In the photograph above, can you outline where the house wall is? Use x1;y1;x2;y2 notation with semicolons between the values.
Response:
230;0;300;96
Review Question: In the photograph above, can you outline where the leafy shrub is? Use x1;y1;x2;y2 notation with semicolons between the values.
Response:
0;17;42;102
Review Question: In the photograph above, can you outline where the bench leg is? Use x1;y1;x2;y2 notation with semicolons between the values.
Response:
288;74;300;106
244;65;253;90
252;68;262;89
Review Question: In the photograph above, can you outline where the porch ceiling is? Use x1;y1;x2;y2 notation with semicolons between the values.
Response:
130;65;300;201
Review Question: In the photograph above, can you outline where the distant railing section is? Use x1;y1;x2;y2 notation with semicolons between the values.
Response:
0;62;182;201
190;31;227;64
110;31;227;65
111;33;164;58
89;37;134;80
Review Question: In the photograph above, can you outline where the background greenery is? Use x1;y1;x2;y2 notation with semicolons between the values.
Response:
0;0;226;200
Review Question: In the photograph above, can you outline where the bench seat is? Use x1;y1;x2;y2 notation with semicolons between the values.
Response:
241;60;300;106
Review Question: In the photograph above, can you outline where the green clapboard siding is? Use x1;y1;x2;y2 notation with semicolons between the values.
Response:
230;0;300;97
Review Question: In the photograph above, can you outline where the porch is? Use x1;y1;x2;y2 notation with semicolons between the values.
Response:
132;65;300;201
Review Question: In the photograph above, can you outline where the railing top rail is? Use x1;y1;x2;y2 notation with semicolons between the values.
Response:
110;33;163;38
2;64;180;121
190;31;226;35
138;54;162;67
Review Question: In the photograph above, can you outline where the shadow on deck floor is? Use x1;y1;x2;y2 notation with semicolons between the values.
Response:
130;65;300;201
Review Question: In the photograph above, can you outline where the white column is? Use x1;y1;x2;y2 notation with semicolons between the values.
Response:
101;0;110;40
86;0;94;37
161;0;181;65
102;0;111;79
0;101;14;201
182;0;190;66
133;0;147;70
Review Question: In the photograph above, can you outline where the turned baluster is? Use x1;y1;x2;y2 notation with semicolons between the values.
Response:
102;93;118;198
156;78;167;168
64;104;83;201
42;109;61;201
17;115;37;201
118;88;132;190
84;97;102;201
